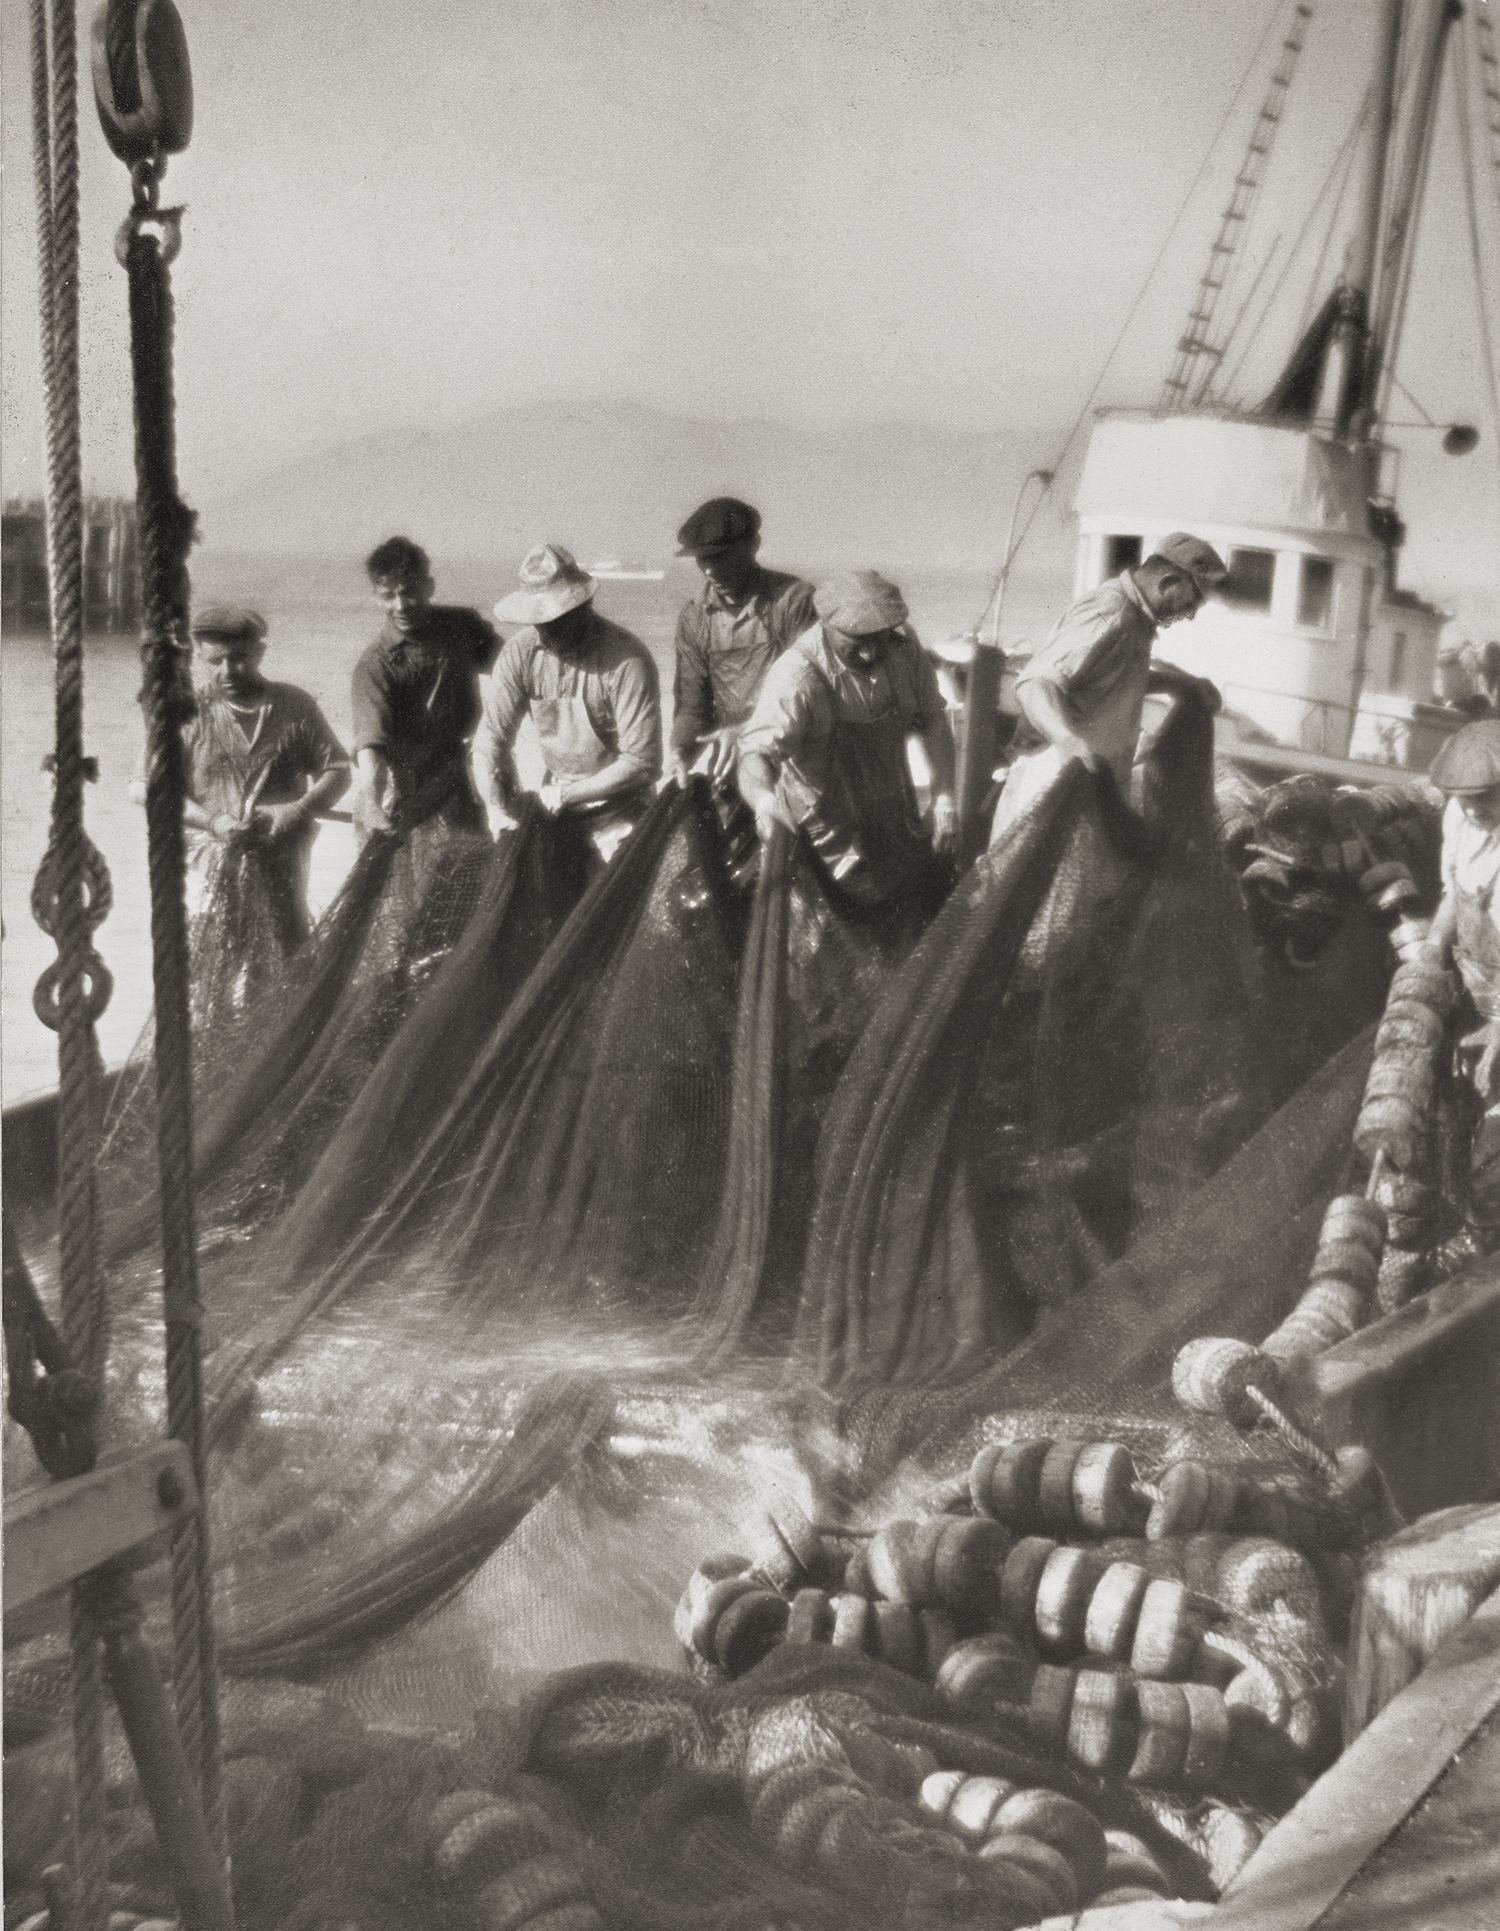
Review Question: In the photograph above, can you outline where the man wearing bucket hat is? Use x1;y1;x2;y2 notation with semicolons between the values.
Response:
670;497;817;786
475;544;661;867
989;531;1227;842
1426;720;1500;1269
736;568;957;916
350;536;499;839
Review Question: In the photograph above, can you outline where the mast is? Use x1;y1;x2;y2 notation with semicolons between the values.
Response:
1367;0;1464;432
1334;0;1404;434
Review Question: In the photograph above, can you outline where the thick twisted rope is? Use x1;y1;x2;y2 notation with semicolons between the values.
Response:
125;199;232;1893
31;6;113;1925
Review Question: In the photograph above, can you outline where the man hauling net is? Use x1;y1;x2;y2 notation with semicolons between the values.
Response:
737;569;958;931
475;544;662;869
128;603;350;1012
989;532;1227;841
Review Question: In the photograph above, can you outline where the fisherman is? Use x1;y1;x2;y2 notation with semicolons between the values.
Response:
1426;719;1500;1269
129;603;349;973
475;544;662;866
349;536;499;838
670;497;817;786
736;569;957;915
1434;636;1489;717
989;532;1228;841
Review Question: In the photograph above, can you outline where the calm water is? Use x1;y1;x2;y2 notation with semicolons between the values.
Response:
2;550;1059;1100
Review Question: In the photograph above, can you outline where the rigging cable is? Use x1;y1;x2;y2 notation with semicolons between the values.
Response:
27;2;116;1922
976;0;1292;615
1454;15;1500;447
1217;90;1369;407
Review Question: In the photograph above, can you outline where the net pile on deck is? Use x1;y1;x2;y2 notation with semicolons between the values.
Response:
6;720;1446;1929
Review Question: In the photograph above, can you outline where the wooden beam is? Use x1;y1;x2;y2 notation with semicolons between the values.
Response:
1214;1579;1500;1929
4;1442;197;1610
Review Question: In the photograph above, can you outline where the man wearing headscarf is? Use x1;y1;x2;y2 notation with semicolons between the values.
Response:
990;532;1228;840
670;497;817;786
474;544;662;867
736;569;957;914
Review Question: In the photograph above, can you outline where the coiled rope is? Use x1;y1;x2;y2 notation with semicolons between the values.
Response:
28;2;113;1921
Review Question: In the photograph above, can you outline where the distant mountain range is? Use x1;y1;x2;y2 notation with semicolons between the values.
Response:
201;397;1072;579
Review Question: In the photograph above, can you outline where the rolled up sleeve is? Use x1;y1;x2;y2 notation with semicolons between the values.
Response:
737;656;824;769
1015;607;1121;703
474;634;533;788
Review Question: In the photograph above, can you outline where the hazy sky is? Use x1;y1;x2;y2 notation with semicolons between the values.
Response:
3;0;1498;601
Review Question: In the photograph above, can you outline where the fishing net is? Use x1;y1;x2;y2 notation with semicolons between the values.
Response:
5;707;1443;1929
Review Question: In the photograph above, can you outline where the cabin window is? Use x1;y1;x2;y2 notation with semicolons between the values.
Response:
1222;547;1276;611
1390;631;1407;688
1105;535;1142;577
1298;556;1335;629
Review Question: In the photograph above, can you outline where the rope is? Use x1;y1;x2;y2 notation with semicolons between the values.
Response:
974;0;1290;617
123;175;233;1894
31;4;114;1922
1245;1384;1340;1483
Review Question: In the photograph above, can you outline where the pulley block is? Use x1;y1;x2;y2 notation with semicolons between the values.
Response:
91;0;193;165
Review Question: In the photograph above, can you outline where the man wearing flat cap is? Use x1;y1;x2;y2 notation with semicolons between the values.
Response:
474;544;662;868
990;531;1227;841
1426;720;1500;1269
130;604;350;975
670;498;818;788
737;569;957;916
349;535;499;839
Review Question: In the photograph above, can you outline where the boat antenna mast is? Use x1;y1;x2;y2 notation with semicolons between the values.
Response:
1161;1;1316;412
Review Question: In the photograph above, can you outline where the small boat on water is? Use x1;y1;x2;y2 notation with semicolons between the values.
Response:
588;556;666;581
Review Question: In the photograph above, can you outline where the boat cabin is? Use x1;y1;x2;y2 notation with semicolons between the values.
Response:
1075;411;1451;770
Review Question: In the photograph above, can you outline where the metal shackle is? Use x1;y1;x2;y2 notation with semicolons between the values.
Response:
91;0;193;166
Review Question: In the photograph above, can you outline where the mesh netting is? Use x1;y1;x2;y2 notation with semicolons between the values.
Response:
4;721;1440;1928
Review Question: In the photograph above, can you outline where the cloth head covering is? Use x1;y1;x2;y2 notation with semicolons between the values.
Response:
1431;720;1500;793
813;570;909;637
192;604;268;643
676;498;761;557
493;545;598;625
1150;532;1229;593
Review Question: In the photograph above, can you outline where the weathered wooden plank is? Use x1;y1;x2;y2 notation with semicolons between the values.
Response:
1214;1580;1500;1930
1314;1266;1500;1519
3;1442;197;1610
1345;1502;1500;1736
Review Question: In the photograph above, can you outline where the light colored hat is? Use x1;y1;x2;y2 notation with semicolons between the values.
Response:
1431;720;1500;793
814;570;909;637
192;604;267;643
494;544;597;625
1151;532;1229;593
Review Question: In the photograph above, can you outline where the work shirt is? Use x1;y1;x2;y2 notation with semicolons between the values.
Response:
1443;797;1500;1019
671;567;818;756
738;624;944;895
991;571;1159;839
178;681;347;958
184;681;347;824
475;611;662;802
349;606;499;810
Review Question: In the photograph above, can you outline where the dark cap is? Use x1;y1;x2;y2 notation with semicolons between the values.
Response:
1151;532;1229;593
1431;720;1500;794
676;497;762;557
191;604;267;643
